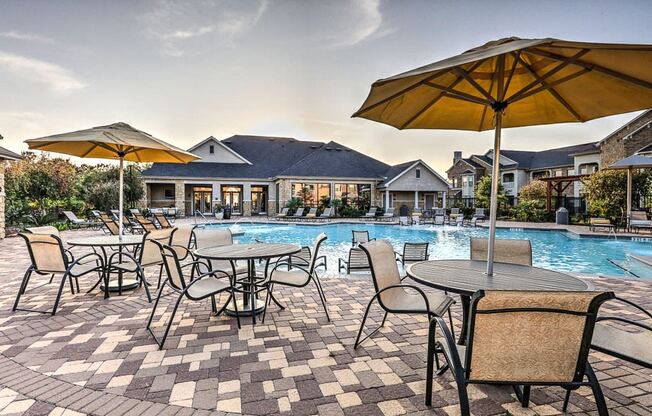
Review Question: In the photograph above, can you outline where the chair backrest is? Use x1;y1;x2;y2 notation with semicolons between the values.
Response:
475;208;485;216
321;207;332;217
451;207;460;214
110;209;121;220
171;224;196;258
140;228;175;267
129;208;140;215
62;211;78;222
434;208;445;216
155;242;187;291
293;207;304;216
100;216;120;235
306;208;317;216
26;226;61;236
465;290;613;384
194;228;233;249
590;217;610;225
402;242;429;262
367;207;377;214
19;233;68;273
91;210;101;218
279;207;289;216
359;240;402;304
352;230;371;244
630;211;648;221
134;213;157;231
154;212;172;228
470;238;532;266
434;215;444;225
384;207;395;216
308;233;327;274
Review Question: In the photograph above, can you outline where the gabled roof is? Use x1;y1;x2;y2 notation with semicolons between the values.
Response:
483;142;598;170
0;145;21;161
378;160;450;188
188;136;252;164
445;157;483;174
598;110;652;145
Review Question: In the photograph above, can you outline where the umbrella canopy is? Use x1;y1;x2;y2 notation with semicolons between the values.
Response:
353;37;652;275
25;122;199;236
607;154;652;219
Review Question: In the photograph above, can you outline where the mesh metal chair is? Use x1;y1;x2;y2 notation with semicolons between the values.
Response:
263;233;330;322
280;245;327;272
379;207;395;221
364;207;378;218
170;224;197;262
99;213;121;235
193;228;248;277
106;228;175;299
396;242;430;266
289;207;304;221
154;212;173;228
14;233;105;315
147;242;240;349
352;230;375;246
473;208;486;221
426;290;614;415
134;212;158;232
304;207;318;221
354;240;455;349
62;211;96;229
470;238;532;266
338;247;370;274
276;207;289;220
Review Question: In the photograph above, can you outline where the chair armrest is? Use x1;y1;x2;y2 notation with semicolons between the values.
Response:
596;316;652;332
610;297;652;319
107;250;138;267
429;315;464;369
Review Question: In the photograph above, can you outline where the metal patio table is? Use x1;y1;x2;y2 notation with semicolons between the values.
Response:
406;259;592;344
68;234;144;298
194;243;301;324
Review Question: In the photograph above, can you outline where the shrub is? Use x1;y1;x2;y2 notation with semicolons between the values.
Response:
474;176;506;208
285;197;303;215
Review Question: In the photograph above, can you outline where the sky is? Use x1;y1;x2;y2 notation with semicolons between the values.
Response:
1;0;651;173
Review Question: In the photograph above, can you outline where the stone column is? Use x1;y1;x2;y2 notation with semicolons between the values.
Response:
384;190;390;208
174;180;185;217
242;183;252;216
442;191;447;208
414;191;419;209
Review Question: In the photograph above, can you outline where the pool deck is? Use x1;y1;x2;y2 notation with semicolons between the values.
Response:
0;228;650;415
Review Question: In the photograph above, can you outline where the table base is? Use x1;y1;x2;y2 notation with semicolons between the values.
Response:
100;278;140;292
225;299;266;317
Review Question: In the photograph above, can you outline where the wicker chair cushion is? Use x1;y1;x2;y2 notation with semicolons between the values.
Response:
470;238;532;266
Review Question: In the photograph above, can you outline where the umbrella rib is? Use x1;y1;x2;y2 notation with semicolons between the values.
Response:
511;55;584;121
425;82;492;106
479;60;500;130
527;48;652;91
506;49;589;103
509;67;590;104
80;143;100;158
452;67;496;103
501;51;521;101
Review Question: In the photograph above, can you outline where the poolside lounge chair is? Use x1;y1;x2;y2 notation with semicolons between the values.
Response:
354;240;454;349
289;207;304;221
129;208;141;216
163;207;177;224
134;212;158;232
472;208;486;221
434;214;445;225
276;207;289;220
364;207;377;219
379;207;395;221
263;233;330;322
14;232;104;315
470;237;532;266
352;230;375;246
99;214;121;235
148;241;240;348
304;207;318;221
426;290;614;415
193;228;248;277
396;242;429;266
282;244;327;271
629;211;652;233
316;207;332;222
106;228;174;299
589;217;614;232
338;247;370;274
154;212;173;228
62;211;96;229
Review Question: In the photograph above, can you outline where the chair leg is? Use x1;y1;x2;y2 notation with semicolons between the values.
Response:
146;282;166;331
562;389;572;412
52;272;71;315
426;318;437;406
354;295;386;349
448;308;455;338
231;290;241;329
157;293;184;349
13;268;34;311
586;364;609;416
211;295;217;313
521;386;531;407
262;284;272;324
313;277;330;322
137;265;152;302
157;264;163;289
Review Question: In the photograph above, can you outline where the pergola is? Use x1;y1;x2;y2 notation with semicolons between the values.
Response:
538;174;589;211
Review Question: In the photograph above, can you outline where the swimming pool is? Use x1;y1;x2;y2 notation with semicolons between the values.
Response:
207;223;652;278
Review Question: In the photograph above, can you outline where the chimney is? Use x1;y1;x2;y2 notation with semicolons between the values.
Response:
453;151;462;164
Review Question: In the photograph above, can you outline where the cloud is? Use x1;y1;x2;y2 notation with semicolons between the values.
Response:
0;31;55;44
140;0;268;56
328;0;395;47
0;52;86;93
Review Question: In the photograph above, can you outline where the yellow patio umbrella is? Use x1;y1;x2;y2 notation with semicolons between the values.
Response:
353;37;652;275
25;122;199;236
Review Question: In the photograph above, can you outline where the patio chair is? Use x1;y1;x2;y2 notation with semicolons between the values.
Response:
396;242;429;266
588;217;614;232
380;207;395;221
473;208;486;221
106;228;175;298
289;207;304;221
193;228;248;277
276;207;289;220
352;230;375;246
129;208;141;216
364;207;377;219
134;212;158;232
304;207;318;221
170;224;197;262
163;207;177;224
154;212;173;228
470;237;532;266
147;241;240;348
99;214;121;235
629;211;652;233
354;240;454;349
263;233;330;322
434;214;445;225
62;211;96;229
316;207;332;222
338;247;370;274
14;232;104;315
425;290;614;415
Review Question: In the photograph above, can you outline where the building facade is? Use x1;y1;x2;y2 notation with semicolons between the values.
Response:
143;135;450;216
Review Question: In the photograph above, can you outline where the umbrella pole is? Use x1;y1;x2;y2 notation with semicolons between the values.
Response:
627;167;633;226
119;156;124;238
486;110;503;276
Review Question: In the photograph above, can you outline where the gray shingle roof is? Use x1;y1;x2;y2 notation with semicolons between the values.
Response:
378;160;417;186
0;145;21;160
500;142;598;169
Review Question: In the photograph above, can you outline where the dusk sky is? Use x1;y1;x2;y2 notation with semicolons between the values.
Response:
1;0;651;172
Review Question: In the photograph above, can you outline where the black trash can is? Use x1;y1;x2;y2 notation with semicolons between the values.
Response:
399;204;409;217
556;207;568;225
223;206;232;220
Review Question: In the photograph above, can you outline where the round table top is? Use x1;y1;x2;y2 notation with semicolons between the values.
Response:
406;259;591;296
68;234;143;247
194;243;301;260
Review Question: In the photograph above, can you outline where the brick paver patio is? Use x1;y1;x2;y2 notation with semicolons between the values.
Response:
0;228;650;415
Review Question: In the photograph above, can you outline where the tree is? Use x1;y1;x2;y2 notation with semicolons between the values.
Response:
582;169;652;218
519;180;547;202
474;175;506;208
514;180;547;222
78;164;146;211
298;186;313;205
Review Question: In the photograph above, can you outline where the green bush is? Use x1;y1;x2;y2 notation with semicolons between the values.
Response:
513;199;546;222
285;197;303;215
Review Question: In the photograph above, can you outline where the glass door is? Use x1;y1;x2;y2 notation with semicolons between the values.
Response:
251;186;267;214
192;186;212;214
221;185;242;214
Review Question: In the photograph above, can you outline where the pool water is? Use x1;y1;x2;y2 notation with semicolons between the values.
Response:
207;223;652;278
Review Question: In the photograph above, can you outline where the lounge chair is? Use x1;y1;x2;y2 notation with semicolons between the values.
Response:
134;212;158;232
364;207;377;219
316;207;332;222
154;212;173;228
425;290;614;415
263;233;330;322
352;230;375;246
588;217;614;232
289;207;304;221
99;214;121;235
470;237;532;266
338;247;370;274
303;207;318;221
379;207;395;221
14;232;104;315
396;242;429;266
163;207;177;224
276;207;289;220
434;214;445;225
354;240;454;349
472;208;486;221
62;211;97;229
449;207;462;223
629;211;652;233
148;241;240;348
129;208;141;216
193;228;248;277
106;228;174;298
